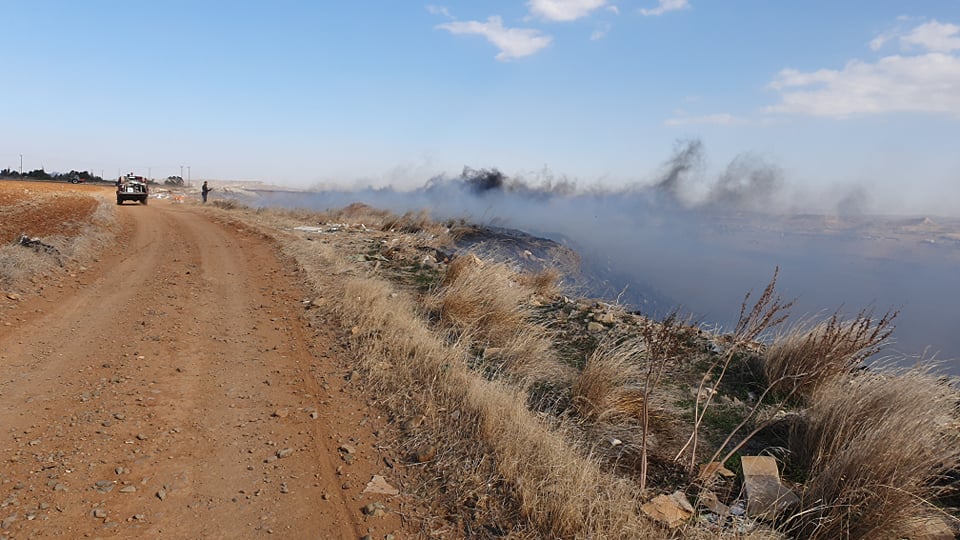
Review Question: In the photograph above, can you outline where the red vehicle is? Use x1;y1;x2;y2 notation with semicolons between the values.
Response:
116;174;149;205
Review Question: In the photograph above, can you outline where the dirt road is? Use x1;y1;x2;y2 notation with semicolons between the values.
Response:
1;198;400;538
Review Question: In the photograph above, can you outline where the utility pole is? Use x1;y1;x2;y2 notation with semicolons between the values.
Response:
180;165;184;181
187;166;191;185
19;154;22;174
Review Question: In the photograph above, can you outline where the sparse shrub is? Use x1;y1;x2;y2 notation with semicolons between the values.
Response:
785;368;960;539
764;309;897;400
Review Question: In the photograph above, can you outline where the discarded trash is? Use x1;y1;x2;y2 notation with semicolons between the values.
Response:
293;226;325;234
698;461;736;480
17;234;61;263
698;490;731;517
740;456;798;520
641;491;693;528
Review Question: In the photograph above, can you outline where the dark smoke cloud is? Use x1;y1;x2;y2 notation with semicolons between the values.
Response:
653;139;705;202
708;153;783;211
244;139;960;370
426;166;578;200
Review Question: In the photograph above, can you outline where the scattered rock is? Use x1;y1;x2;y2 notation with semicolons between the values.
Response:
94;480;114;493
156;489;166;501
272;408;290;419
119;486;136;493
1;514;17;529
6;293;21;301
361;502;387;518
338;444;356;455
276;448;293;459
362;475;399;496
92;508;107;519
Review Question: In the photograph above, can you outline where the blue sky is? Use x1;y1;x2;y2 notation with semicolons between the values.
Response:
3;1;959;213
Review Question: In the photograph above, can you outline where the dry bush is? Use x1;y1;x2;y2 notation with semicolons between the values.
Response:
573;339;647;422
764;309;897;399
785;368;960;539
433;254;530;346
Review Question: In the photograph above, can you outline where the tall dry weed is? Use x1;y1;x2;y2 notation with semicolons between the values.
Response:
764;309;897;400
785;368;960;539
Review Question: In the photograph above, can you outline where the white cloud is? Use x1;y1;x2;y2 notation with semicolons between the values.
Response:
766;53;960;118
869;19;960;53
639;0;690;17
437;16;553;61
901;20;960;52
664;113;745;126
528;0;608;22
426;5;452;19
591;22;612;40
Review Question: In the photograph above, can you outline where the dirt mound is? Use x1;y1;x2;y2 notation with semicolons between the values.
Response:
0;181;109;243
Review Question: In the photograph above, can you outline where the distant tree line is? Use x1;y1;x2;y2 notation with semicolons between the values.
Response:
0;168;106;182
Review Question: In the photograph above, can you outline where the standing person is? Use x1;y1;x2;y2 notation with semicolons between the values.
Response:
201;181;212;204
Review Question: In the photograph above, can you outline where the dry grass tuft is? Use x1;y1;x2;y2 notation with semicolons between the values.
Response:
573;339;647;422
764;309;897;399
210;198;248;210
433;253;530;346
520;267;562;298
381;210;432;233
786;368;960;539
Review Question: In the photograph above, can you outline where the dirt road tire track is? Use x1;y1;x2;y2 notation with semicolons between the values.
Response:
1;200;394;538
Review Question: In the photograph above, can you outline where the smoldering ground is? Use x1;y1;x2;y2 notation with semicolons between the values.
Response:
249;141;960;370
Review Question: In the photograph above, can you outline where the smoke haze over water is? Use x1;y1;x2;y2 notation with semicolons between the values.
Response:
249;141;960;372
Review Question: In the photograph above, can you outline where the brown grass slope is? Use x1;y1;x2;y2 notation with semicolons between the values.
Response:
210;202;958;540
